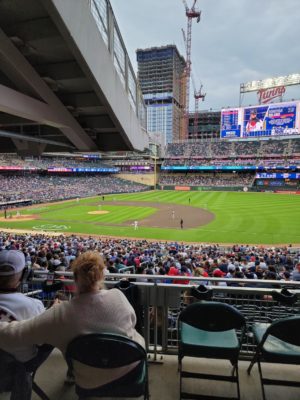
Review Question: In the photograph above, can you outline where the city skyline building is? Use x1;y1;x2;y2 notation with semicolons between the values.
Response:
136;45;186;143
188;110;221;140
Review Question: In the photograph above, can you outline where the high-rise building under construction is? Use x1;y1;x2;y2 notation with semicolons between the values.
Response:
136;45;186;143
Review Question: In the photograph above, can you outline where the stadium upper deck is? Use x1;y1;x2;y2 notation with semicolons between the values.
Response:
163;137;300;167
0;0;148;154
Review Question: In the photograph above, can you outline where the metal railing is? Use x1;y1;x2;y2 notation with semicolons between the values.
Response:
89;0;147;130
25;272;300;359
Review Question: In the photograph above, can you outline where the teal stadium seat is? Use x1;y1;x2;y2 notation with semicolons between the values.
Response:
247;316;300;400
178;302;246;400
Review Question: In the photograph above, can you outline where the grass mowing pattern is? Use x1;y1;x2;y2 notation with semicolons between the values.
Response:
0;191;300;244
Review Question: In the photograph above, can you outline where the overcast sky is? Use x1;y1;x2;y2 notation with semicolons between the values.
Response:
109;0;300;110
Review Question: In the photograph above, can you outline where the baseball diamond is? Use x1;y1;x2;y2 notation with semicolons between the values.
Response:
0;191;299;245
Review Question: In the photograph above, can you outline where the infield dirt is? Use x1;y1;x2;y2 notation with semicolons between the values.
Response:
0;214;37;222
102;201;215;229
88;211;110;215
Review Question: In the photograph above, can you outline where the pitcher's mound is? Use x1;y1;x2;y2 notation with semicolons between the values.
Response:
0;214;37;222
88;211;109;215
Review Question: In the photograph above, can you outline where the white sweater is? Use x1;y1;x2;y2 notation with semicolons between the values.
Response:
0;289;145;388
0;292;44;361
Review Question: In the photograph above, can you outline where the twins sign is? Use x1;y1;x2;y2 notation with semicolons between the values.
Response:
257;86;286;104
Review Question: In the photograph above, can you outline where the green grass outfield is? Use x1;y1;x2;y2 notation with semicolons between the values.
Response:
1;191;300;244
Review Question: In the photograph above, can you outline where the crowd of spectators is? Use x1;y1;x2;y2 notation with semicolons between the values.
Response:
260;140;289;156
164;138;300;164
163;159;186;166
189;142;211;158
290;139;300;154
0;155;112;170
159;173;254;187
210;141;233;157
163;158;300;167
165;143;186;157
183;158;259;166
0;174;148;204
0;233;299;285
288;158;300;166
233;141;261;157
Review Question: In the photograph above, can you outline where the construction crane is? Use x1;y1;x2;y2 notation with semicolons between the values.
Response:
181;0;201;140
193;85;206;138
182;28;206;139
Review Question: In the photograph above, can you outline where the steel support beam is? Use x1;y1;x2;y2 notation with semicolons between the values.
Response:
0;130;74;149
0;84;68;128
0;28;96;150
43;0;149;151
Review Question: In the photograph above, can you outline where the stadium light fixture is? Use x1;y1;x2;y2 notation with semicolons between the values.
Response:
240;73;300;93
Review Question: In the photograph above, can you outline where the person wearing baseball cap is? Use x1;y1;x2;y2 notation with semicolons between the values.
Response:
212;268;225;278
0;251;145;391
0;250;45;361
0;250;28;287
246;108;263;133
212;268;227;287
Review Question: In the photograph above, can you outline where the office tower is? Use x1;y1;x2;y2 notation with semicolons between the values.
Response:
137;45;186;143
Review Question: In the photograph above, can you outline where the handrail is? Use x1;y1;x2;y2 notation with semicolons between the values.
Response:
48;271;300;287
31;271;300;291
27;271;300;358
117;266;136;274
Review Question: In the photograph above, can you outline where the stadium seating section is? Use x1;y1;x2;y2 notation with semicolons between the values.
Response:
163;138;300;166
0;175;148;205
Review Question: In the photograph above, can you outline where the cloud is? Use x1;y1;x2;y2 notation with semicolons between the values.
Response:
110;0;300;109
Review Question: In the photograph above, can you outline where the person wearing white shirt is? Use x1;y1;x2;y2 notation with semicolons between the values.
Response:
0;250;45;362
0;250;49;400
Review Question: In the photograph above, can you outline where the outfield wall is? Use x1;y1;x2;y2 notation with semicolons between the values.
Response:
158;185;300;193
157;185;248;192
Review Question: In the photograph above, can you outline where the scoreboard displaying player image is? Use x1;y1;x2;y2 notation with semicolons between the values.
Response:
220;100;300;138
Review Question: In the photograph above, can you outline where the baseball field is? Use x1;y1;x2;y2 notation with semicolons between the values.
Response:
0;190;300;245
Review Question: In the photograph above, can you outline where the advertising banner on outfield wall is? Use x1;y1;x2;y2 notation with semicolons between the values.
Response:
256;172;300;179
220;100;300;138
175;186;191;191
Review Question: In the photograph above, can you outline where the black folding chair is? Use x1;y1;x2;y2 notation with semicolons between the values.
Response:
66;333;149;399
178;301;246;400
190;284;213;301
271;288;298;306
0;345;52;400
248;315;300;400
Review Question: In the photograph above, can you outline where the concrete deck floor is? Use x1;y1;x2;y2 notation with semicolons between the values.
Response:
0;349;299;400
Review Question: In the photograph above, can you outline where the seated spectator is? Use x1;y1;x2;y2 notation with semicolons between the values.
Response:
0;251;145;389
292;262;300;281
0;250;45;361
0;174;148;206
177;265;191;285
212;268;227;286
114;258;126;271
280;271;291;281
0;250;50;400
159;172;254;187
225;264;236;279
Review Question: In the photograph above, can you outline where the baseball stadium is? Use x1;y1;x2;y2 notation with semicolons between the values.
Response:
0;1;299;400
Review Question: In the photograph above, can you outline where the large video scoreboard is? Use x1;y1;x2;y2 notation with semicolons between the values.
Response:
220;101;300;138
